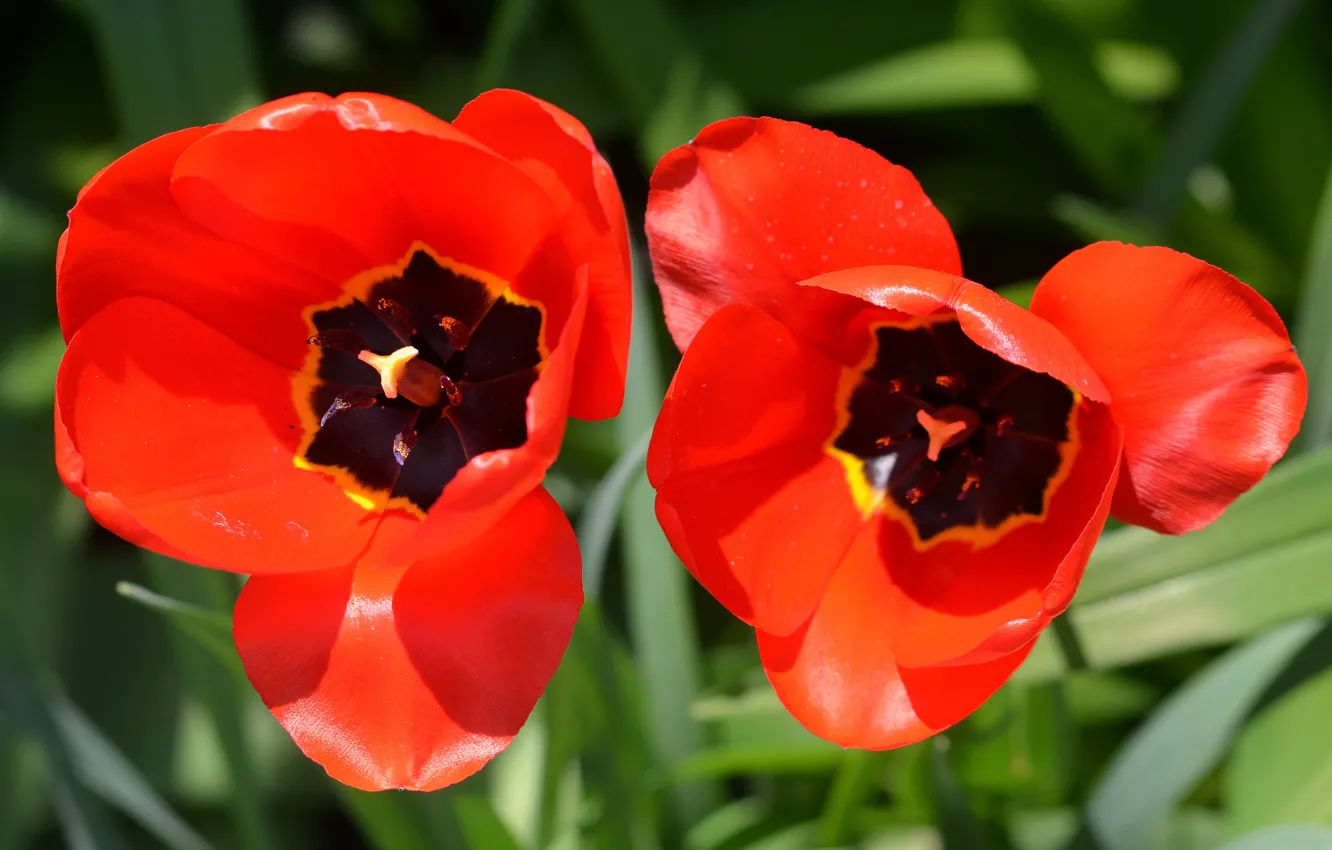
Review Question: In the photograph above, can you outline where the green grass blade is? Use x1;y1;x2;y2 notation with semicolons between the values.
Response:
998;0;1155;194
0;729;20;850
1077;445;1332;604
577;427;652;598
78;0;187;141
51;695;211;850
0;668;126;850
614;266;717;827
791;39;1177;116
1006;447;1332;681
1074;527;1332;670
563;0;741;166
816;750;884;847
171;0;261;121
1292;157;1332;452
454;795;524;850
1077;619;1323;850
145;558;276;850
115;581;244;682
79;0;259;142
1227;638;1332;833
553;603;663;850
337;788;439;850
474;0;540;92
1132;0;1305;227
930;740;997;850
1218;826;1332;850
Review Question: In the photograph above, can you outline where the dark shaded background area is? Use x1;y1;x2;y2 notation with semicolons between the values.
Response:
4;1;1332;849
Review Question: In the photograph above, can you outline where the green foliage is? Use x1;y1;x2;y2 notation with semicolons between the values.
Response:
4;0;1332;847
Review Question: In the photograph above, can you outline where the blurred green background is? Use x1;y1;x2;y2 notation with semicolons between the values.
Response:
4;0;1332;848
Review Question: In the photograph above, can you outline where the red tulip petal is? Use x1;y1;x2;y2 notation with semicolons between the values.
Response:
804;265;1109;402
387;268;589;566
233;486;582;791
646;117;961;352
1030;242;1307;533
170;92;560;290
883;399;1122;667
57;297;384;573
57;126;340;369
758;516;1034;750
648;304;860;634
455;89;632;421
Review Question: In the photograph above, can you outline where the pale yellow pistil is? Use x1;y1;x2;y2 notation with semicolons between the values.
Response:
358;346;444;407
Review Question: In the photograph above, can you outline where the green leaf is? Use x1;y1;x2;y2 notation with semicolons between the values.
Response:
577;427;652;598
613;262;717;826
49;696;213;850
930;740;997;850
1292;157;1332;452
1227;664;1332;831
563;0;741;166
0;326;64;413
1132;0;1306;227
686;685;843;780
685;799;770;850
1049;195;1161;246
557;604;663;850
1078;619;1324;850
817;750;885;847
337;788;439;850
454;795;524;850
78;0;259;142
689;0;957;103
1065;673;1158;725
1078;446;1332;604
115;581;245;683
791;39;1177;115
1218;826;1332;850
1013;448;1332;681
474;0;540;93
145;558;276;850
998;0;1156;193
0;669;126;850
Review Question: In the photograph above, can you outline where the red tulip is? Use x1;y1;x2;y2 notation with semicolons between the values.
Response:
54;91;631;790
645;117;1306;748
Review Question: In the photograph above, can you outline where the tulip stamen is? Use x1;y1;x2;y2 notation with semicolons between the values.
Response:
438;315;471;351
375;297;417;341
358;346;444;407
440;374;463;407
320;388;378;426
308;329;367;354
392;429;417;466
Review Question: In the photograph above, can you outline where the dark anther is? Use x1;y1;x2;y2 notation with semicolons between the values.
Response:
996;414;1014;436
905;486;925;505
887;378;906;394
438;315;471;351
320;388;378;426
393;430;417;466
440;374;463;407
308;329;367;354
375;297;417;340
936;373;966;391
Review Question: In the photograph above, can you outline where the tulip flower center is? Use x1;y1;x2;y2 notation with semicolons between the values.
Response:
831;316;1078;544
293;244;546;516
